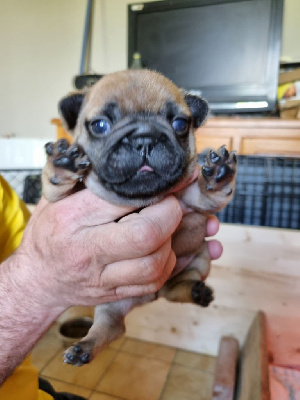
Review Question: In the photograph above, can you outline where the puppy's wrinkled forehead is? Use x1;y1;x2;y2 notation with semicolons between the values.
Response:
82;70;190;120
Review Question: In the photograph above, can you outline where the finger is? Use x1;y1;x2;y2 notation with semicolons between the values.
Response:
207;239;223;260
115;249;177;299
99;239;173;288
205;215;220;237
87;195;182;264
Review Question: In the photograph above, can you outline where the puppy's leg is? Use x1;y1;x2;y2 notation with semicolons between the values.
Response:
63;295;155;366
158;242;214;307
163;145;237;308
63;303;125;366
42;139;91;202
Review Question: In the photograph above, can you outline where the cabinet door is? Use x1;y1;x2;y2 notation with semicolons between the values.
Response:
241;138;300;156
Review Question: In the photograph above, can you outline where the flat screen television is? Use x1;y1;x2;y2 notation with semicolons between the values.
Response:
128;0;284;114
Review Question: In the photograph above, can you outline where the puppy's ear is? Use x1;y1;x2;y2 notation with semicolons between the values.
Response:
184;93;209;128
59;92;85;132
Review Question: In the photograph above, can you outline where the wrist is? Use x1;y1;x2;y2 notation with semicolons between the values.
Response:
1;252;65;323
0;253;65;382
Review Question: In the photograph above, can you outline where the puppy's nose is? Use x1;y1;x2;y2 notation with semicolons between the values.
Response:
131;136;155;157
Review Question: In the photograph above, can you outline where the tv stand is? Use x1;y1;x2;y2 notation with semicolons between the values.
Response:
196;117;300;157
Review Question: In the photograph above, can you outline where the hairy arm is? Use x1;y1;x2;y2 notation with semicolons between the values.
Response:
0;177;222;385
0;254;64;384
0;191;182;385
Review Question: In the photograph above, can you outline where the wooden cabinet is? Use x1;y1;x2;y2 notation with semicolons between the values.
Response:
195;117;300;157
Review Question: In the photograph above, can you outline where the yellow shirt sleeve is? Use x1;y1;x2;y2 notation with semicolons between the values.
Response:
0;176;31;262
0;176;53;400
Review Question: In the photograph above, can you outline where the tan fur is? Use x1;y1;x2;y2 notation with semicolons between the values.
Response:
80;70;190;121
42;69;236;366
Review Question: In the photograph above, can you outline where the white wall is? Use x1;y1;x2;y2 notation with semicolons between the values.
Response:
91;0;159;74
0;0;160;139
0;0;85;138
281;0;300;62
0;0;299;139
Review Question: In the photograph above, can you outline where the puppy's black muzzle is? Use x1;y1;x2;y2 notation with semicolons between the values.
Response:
129;135;156;158
93;118;188;199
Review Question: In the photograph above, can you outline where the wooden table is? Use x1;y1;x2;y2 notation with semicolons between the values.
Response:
125;223;300;368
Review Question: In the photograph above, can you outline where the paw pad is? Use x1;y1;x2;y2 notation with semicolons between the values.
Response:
191;281;214;307
44;139;91;185
64;344;90;366
201;145;237;190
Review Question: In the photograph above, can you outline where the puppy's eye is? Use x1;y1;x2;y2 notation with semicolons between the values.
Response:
172;118;189;134
89;119;111;136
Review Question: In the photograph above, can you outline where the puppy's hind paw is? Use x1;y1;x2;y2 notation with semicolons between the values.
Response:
63;341;93;366
191;281;214;307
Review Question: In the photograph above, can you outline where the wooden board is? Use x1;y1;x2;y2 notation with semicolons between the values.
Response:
236;312;270;400
207;264;299;318
126;300;254;356
212;336;239;400
214;224;300;278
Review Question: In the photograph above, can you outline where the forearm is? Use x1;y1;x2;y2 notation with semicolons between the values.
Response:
0;194;183;385
0;253;64;385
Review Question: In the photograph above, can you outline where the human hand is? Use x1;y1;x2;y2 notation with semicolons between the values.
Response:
17;190;182;311
15;174;222;314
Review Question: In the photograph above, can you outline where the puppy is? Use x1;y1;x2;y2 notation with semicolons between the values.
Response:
42;69;236;366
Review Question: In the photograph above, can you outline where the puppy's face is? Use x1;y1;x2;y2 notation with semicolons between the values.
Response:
59;70;208;206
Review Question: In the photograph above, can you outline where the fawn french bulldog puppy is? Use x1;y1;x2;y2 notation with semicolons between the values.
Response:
42;69;236;366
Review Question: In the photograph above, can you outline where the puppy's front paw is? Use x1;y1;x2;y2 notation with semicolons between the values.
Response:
42;139;91;202
64;340;94;367
191;281;214;307
45;139;91;183
201;145;237;192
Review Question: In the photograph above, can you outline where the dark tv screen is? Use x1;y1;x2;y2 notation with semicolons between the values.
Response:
128;0;283;114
